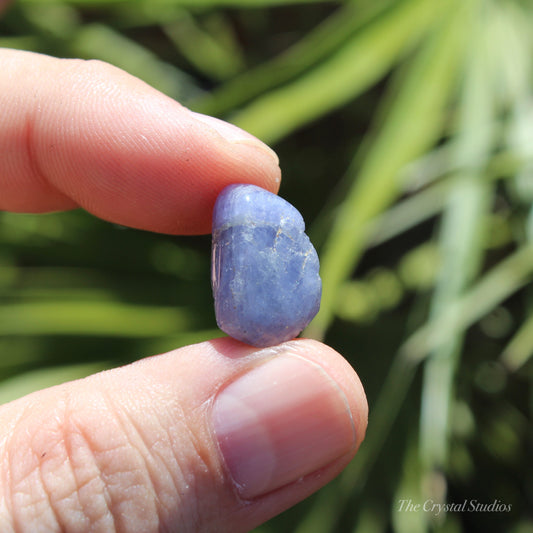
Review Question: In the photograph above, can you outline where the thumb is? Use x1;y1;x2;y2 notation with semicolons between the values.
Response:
0;338;367;533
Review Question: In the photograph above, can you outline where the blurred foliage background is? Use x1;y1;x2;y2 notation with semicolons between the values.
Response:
1;0;532;531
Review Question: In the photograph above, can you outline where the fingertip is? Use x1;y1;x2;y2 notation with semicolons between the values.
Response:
187;111;280;169
204;336;368;451
0;50;281;234
204;338;367;501
288;338;369;449
0;337;366;532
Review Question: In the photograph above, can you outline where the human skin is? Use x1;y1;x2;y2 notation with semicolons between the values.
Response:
0;49;368;532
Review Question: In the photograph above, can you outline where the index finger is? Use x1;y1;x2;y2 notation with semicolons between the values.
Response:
0;49;281;234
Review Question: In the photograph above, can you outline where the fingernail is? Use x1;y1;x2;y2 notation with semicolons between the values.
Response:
188;111;279;165
212;354;356;499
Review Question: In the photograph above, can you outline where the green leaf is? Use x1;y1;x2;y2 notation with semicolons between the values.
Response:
307;1;468;339
419;0;517;475
231;0;445;143
193;0;392;116
500;311;533;371
19;0;340;5
163;12;245;81
403;244;533;362
0;301;192;337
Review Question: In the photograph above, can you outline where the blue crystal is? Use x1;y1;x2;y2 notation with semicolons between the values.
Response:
211;184;321;347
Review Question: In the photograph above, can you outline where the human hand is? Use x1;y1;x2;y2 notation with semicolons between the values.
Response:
0;49;368;532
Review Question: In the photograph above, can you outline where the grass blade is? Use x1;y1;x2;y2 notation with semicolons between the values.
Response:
0;301;192;337
419;3;497;473
232;0;445;143
307;1;468;339
500;311;533;371
193;0;392;116
163;12;244;81
403;244;533;362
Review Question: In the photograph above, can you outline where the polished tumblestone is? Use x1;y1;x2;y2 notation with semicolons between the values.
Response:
211;184;322;347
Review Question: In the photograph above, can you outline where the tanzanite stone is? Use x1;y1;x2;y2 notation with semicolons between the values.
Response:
211;184;321;347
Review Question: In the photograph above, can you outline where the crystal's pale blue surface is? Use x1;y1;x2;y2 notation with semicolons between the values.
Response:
211;184;321;347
